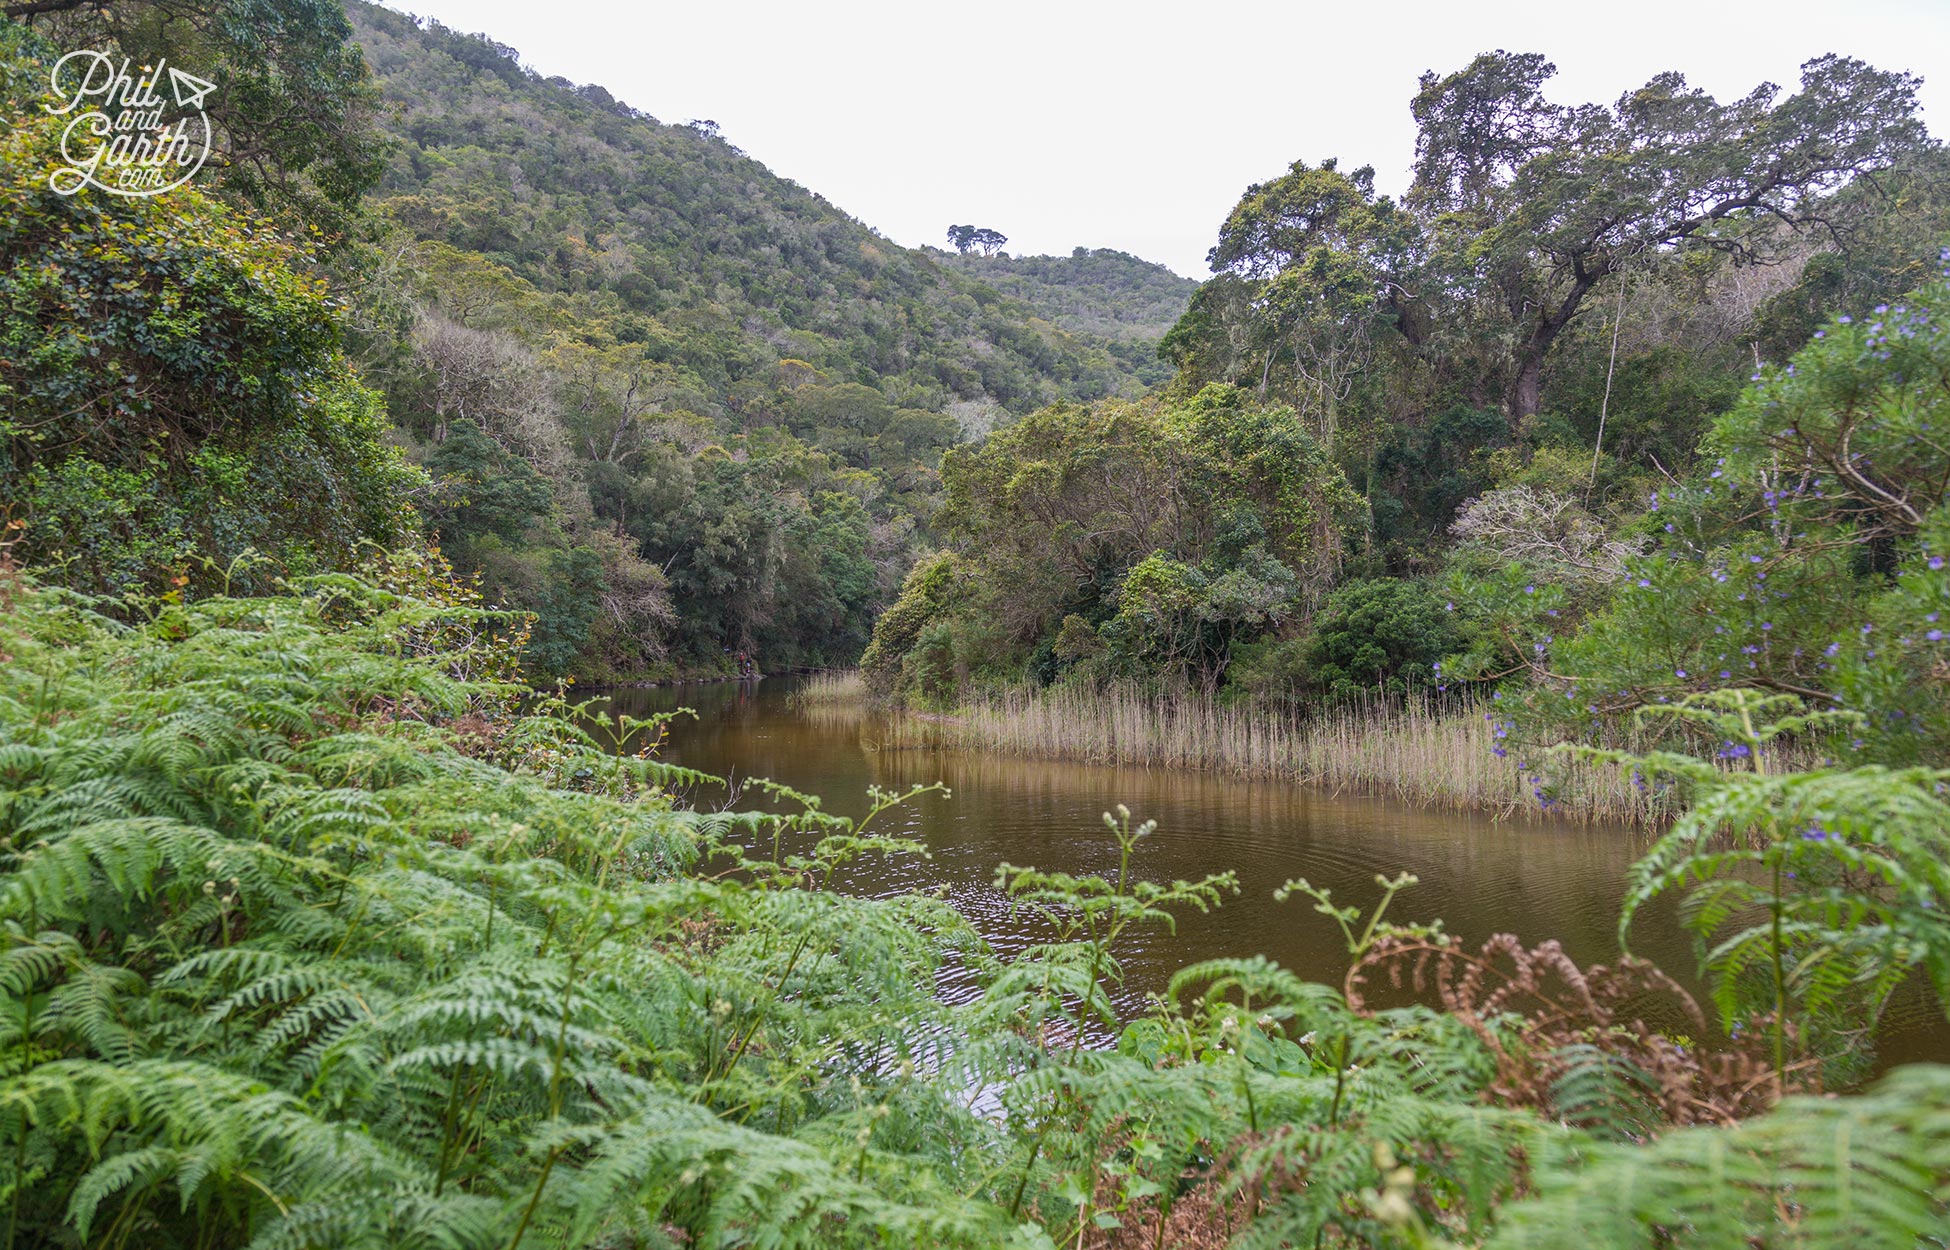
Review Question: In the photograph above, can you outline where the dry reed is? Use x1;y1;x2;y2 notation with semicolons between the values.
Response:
784;669;867;706
874;682;1664;823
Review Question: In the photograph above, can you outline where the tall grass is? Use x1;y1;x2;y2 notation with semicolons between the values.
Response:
877;682;1663;823
785;668;866;706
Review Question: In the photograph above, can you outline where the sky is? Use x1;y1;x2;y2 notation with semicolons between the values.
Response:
377;0;1950;277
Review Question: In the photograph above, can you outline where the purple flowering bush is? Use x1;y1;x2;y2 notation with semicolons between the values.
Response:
1512;263;1950;763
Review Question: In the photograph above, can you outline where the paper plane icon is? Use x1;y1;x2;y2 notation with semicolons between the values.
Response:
168;67;216;110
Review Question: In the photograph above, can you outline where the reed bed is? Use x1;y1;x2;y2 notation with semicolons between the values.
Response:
877;683;1664;823
785;669;867;706
784;669;877;732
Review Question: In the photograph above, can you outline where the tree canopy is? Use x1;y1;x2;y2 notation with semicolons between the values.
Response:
947;223;1010;256
0;98;417;596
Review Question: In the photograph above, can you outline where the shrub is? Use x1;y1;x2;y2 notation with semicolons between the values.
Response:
0;110;421;596
1305;578;1460;697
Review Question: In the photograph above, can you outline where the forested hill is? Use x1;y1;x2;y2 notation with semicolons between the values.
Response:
347;2;1164;410
929;247;1201;349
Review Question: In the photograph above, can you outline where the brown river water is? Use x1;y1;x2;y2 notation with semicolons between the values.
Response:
596;677;1946;1069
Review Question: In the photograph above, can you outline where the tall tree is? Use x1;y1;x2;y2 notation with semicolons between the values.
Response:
1198;159;1414;451
1409;51;1930;432
948;224;1008;256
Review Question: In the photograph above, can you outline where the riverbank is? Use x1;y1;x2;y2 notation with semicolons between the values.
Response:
800;673;1666;824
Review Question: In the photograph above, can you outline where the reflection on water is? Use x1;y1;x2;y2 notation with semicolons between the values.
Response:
597;677;1945;1068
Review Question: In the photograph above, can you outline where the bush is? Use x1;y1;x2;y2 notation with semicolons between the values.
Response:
0;110;421;596
1305;577;1460;697
860;551;962;699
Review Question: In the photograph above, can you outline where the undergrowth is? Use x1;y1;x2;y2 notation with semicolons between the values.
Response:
2;571;1948;1248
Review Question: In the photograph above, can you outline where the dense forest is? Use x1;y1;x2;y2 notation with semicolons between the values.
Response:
865;53;1950;767
929;246;1200;352
5;0;1192;683
4;0;1950;1246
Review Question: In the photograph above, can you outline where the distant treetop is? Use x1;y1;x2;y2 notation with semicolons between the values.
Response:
947;224;1009;256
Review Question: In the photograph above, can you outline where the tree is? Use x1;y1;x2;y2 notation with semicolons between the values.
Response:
409;313;565;472
11;0;389;231
947;224;1008;256
423;419;553;544
866;386;1364;697
0;107;419;596
548;336;677;464
1540;261;1950;760
1195;159;1413;450
1409;51;1930;431
1305;577;1461;696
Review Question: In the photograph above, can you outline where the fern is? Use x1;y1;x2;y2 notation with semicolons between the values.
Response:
3;574;1948;1250
1492;1064;1950;1248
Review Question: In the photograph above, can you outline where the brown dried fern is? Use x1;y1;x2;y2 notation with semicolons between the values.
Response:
1348;933;1805;1128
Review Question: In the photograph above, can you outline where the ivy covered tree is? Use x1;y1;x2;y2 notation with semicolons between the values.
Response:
0;104;420;597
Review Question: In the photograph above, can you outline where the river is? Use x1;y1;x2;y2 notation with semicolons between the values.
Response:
597;677;1945;1068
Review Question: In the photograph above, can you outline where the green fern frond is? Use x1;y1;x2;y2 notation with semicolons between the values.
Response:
1493;1064;1950;1248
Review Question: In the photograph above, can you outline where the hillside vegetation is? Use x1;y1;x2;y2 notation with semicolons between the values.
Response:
4;1;1195;683
329;2;1195;680
930;246;1200;348
5;4;1950;1244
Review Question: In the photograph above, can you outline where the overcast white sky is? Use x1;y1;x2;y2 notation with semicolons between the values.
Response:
378;0;1950;277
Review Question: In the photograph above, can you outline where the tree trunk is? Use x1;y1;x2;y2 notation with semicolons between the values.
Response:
1506;265;1602;436
1509;351;1545;430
